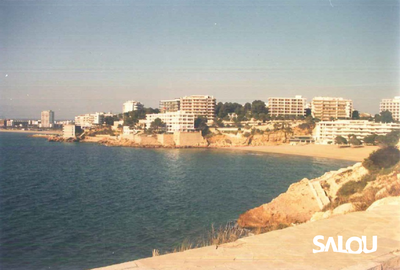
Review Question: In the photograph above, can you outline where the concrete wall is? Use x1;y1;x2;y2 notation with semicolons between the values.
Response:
157;134;175;146
173;131;207;147
134;135;160;146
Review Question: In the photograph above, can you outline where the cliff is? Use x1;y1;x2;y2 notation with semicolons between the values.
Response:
238;160;400;228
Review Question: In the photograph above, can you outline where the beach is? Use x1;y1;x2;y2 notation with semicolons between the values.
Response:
224;144;379;162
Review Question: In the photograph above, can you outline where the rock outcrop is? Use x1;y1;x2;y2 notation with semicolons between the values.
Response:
238;161;399;228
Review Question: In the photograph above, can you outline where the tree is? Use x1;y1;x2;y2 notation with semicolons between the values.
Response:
363;134;377;145
104;116;114;126
194;116;210;136
362;146;400;172
349;136;362;146
150;118;166;133
251;100;268;119
335;136;348;145
352;110;360;120
375;110;394;123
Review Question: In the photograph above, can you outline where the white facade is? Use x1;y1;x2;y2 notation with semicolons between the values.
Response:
314;120;400;144
75;112;105;128
180;95;216;119
63;125;76;138
311;97;353;120
268;95;306;116
122;100;144;113
380;96;400;121
41;110;54;128
145;111;195;133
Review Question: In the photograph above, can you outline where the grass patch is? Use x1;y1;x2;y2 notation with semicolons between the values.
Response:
337;180;368;197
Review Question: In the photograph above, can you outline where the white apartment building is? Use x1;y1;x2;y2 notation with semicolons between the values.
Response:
311;97;353;120
159;99;180;113
180;95;216;119
41;110;55;128
145;111;195;133
268;95;306;116
314;120;400;144
63;125;77;138
380;96;400;121
74;112;105;128
122;100;144;113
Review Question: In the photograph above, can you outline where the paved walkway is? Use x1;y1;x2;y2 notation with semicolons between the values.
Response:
94;203;400;270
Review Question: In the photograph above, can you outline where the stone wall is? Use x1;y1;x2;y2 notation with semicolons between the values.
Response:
173;131;207;147
157;134;175;146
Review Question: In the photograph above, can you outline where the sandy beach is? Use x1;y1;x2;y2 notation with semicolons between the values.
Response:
224;144;379;162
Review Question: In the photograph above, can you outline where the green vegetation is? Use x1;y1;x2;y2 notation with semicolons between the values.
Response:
352;110;360;119
148;118;166;134
122;107;159;127
195;116;210;136
349;136;362;146
374;110;394;123
334;135;347;145
362;146;400;172
337;180;368;197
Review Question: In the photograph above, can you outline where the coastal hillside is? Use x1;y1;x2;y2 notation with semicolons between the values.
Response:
238;139;400;229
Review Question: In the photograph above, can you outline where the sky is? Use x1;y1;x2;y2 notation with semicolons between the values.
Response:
0;0;399;119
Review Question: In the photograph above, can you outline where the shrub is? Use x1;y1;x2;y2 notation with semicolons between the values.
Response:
362;146;400;172
337;180;367;197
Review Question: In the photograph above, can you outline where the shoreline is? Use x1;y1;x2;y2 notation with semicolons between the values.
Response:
0;129;62;135
218;144;379;162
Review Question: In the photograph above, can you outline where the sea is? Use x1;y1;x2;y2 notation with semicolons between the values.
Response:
0;132;354;270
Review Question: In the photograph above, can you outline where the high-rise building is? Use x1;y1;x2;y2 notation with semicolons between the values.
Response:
380;96;400;121
311;97;353;121
159;99;180;113
74;112;105;128
122;100;144;113
268;95;306;117
145;111;196;133
179;95;216;119
41;110;54;128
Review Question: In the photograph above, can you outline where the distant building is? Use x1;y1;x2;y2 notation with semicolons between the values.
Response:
311;97;353;120
41;110;55;128
0;119;6;127
180;95;216;119
380;96;400;121
122;100;144;113
74;112;105;128
268;95;306;117
159;99;180;113
63;125;82;138
314;120;400;144
145;111;196;133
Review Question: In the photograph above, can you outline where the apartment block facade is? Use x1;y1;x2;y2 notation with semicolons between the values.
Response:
314;120;400;144
122;100;144;113
311;97;353;120
145;111;196;133
159;99;180;113
179;95;216;119
268;95;306;116
380;96;400;121
41;110;54;128
75;112;104;128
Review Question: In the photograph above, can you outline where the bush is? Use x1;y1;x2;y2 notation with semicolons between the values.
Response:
362;146;400;172
337;180;367;197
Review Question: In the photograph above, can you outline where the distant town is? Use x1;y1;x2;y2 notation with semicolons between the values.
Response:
1;95;400;146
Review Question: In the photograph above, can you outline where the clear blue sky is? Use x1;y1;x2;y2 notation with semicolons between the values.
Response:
1;0;399;119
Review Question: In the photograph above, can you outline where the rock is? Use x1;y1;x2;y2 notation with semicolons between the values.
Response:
332;203;356;216
310;212;324;222
367;196;400;211
237;179;320;228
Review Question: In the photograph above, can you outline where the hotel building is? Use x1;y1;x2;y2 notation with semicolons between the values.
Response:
159;99;180;113
314;120;400;144
179;95;216;119
268;95;306;117
311;97;353;120
145;111;196;133
380;96;400;121
75;112;105;128
41;110;55;128
122;100;144;113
